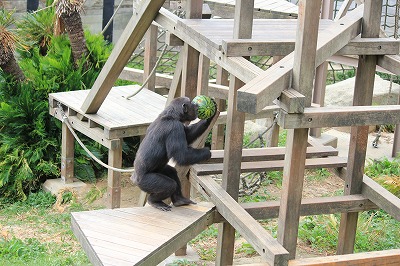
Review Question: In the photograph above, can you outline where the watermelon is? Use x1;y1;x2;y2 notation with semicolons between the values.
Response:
192;95;216;120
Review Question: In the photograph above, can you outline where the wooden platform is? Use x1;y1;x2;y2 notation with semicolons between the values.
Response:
49;85;167;145
206;0;298;18
71;203;215;266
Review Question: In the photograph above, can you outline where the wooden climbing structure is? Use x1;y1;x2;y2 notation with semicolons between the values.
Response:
49;0;400;265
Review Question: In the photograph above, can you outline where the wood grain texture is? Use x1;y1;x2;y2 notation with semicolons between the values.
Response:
81;0;165;114
190;174;290;266
71;203;215;266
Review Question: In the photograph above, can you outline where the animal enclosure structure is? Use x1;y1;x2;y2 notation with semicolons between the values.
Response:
48;0;400;265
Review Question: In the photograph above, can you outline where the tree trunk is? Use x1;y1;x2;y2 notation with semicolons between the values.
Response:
0;44;25;82
61;11;88;66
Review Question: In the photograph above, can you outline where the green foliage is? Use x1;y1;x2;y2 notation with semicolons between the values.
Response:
298;211;400;254
16;8;55;54
365;157;400;197
0;20;112;201
0;237;46;261
236;242;257;256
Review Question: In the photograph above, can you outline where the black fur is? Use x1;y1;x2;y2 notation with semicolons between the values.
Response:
131;97;216;211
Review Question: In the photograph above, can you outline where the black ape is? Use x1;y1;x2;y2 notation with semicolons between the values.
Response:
131;97;216;211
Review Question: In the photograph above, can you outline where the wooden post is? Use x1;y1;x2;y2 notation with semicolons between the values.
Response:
216;1;254;265
197;54;211;95
175;0;204;256
310;0;334;138
143;24;158;91
61;123;74;184
107;139;123;209
211;66;228;150
277;0;321;259
337;0;382;255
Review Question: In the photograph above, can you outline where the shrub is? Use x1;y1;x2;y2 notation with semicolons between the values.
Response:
0;29;112;201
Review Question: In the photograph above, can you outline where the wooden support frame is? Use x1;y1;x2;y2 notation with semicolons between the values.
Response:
337;0;382;255
237;5;364;114
277;0;321;259
61;122;75;184
143;24;158;91
215;0;254;264
190;174;290;265
277;105;400;129
107;139;122;209
81;0;166;114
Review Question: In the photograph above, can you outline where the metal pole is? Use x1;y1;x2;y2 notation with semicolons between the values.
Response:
103;0;115;42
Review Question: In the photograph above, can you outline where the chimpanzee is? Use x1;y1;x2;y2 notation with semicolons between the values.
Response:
131;97;216;211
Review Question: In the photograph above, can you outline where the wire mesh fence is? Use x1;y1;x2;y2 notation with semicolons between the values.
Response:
128;0;400;85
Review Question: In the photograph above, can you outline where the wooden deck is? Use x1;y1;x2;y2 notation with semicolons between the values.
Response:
71;203;215;266
205;0;298;18
49;85;167;143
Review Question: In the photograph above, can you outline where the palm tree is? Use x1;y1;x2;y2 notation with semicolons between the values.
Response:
17;8;56;56
55;0;88;66
0;9;25;81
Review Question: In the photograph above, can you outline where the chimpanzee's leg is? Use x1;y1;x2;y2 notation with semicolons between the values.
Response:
136;172;177;211
160;165;196;207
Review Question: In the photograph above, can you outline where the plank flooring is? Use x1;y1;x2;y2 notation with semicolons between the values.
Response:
72;203;215;266
49;85;167;140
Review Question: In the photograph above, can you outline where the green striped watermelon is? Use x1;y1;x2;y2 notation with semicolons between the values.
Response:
192;95;216;120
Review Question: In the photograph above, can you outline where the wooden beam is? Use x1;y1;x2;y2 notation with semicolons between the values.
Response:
241;195;377;220
335;168;400;222
191;156;347;176
237;5;363;114
190;174;290;266
143;24;158;91
277;0;322;260
222;37;400;57
337;0;382;255
289;249;400;266
274;89;306;114
81;0;166;114
377;55;400;75
278;105;400;129
208;146;339;164
216;0;255;264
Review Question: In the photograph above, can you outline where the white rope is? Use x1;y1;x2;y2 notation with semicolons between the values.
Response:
125;43;169;99
57;103;135;173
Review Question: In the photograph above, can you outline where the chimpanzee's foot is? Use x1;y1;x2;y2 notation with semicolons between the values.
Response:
148;201;172;211
172;195;197;207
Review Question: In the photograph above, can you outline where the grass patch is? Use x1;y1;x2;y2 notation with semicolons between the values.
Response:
0;191;91;265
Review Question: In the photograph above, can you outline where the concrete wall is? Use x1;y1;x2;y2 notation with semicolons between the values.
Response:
2;0;133;43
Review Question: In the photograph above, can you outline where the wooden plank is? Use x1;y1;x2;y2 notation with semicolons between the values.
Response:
337;0;382;255
191;156;347;176
81;0;165;114
222;37;400;57
288;249;400;266
377;54;400;75
190;174;290;265
241;195;377;220
278;105;400;129
335;168;400;223
237;5;363;114
208;146;339;164
71;204;216;266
